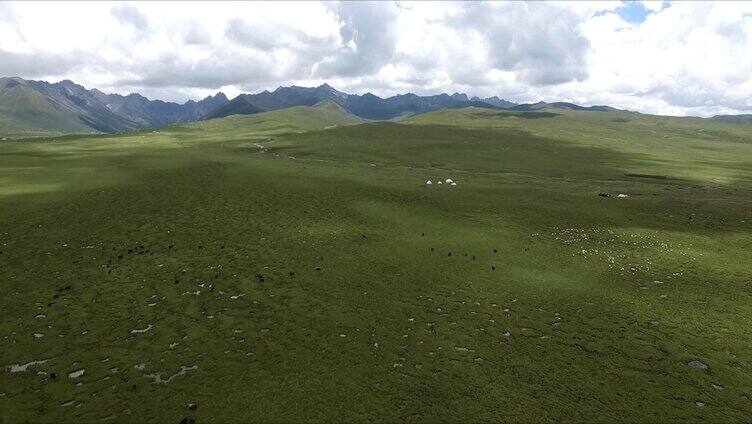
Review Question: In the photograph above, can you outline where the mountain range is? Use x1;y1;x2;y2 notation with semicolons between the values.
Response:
1;76;750;138
203;83;513;121
710;114;752;125
0;77;228;137
0;77;523;137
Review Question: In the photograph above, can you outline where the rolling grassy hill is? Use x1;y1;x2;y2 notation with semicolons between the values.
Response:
185;101;364;139
1;105;751;422
508;101;616;112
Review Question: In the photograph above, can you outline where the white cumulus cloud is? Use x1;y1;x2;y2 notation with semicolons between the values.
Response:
0;0;749;116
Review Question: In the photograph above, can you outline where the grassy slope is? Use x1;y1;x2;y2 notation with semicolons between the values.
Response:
278;107;752;184
0;88;96;138
1;106;751;422
408;107;752;182
185;102;363;140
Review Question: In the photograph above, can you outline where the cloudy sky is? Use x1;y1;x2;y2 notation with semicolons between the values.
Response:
1;1;751;116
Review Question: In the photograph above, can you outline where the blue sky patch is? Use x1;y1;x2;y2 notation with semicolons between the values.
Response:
615;1;666;24
617;2;650;24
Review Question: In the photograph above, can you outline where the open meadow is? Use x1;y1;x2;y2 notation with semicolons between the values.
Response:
2;104;752;422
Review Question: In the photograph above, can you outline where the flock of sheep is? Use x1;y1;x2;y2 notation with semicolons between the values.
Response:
426;178;457;186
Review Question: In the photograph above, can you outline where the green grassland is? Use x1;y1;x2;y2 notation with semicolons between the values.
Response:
1;104;751;422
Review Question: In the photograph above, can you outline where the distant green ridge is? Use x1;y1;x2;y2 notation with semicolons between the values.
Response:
177;103;364;139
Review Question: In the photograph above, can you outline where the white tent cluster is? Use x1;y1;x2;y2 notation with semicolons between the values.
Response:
426;178;457;186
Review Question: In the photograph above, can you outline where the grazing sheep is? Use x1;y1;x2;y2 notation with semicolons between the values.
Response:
426;180;433;185
438;181;443;185
451;182;457;186
445;178;453;183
